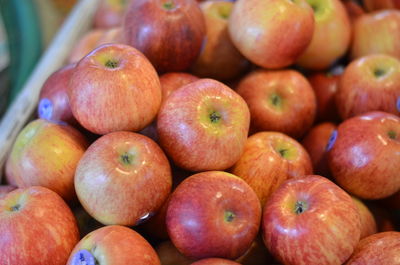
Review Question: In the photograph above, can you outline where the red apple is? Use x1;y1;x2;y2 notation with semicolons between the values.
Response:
38;63;77;125
345;232;400;264
363;0;400;11
5;119;88;202
343;0;365;22
307;69;341;122
301;122;337;178
157;78;250;171
351;10;400;59
336;54;400;120
96;26;124;44
123;0;206;73
156;241;195;265
67;225;161;265
232;131;313;207
327;111;400;199
160;72;200;103
68;43;162;135
75;131;172;226
235;69;316;139
228;0;314;69
262;175;361;265
190;258;241;265
68;29;105;63
296;0;351;70
166;171;261;260
351;196;377;239
0;186;79;265
190;1;249;81
0;185;17;199
93;0;131;29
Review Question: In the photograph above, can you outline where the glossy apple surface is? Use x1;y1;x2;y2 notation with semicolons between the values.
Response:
236;69;316;139
190;1;248;80
67;225;161;265
351;196;377;239
5;119;88;202
190;258;241;265
123;0;206;73
166;171;261;260
346;232;400;264
301;122;337;178
351;10;400;59
336;54;400;119
0;186;79;265
75;131;172;226
69;43;162;135
327;111;400;199
297;0;351;70
38;63;77;125
262;175;361;265
232;131;313;207
157;78;250;171
228;0;314;69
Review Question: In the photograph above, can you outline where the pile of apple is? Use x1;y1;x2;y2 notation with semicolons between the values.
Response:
1;0;400;264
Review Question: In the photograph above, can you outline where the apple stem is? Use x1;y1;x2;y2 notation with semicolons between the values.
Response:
388;131;397;140
163;1;175;10
278;148;288;157
209;111;221;123
10;204;20;212
373;68;386;78
224;210;235;222
294;201;308;215
105;59;119;69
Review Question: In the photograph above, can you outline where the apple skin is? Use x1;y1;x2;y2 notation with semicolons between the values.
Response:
351;10;400;60
363;0;400;11
38;63;77;125
301;122;337;178
327;111;400;199
231;131;313;207
68;29;105;63
166;171;261;260
296;0;351;70
157;78;250;171
156;241;195;265
351;196;377;240
68;43;162;135
0;185;17;199
0;186;79;265
67;225;161;265
307;71;341;122
75;131;172;226
5;119;88;202
345;232;400;265
190;258;241;265
336;54;400;120
123;0;206;73
228;0;314;69
190;1;249;81
93;0;131;29
262;175;361;265
160;72;200;103
235;69;316;139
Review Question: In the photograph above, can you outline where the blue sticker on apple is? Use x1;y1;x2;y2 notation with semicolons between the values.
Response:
397;96;400;112
326;130;338;151
71;249;96;265
38;98;53;120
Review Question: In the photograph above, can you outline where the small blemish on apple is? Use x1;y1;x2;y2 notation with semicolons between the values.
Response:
71;249;96;265
326;130;337;151
38;98;53;120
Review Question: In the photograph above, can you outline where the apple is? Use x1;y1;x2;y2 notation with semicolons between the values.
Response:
307;70;341;122
351;10;400;60
190;258;241;265
123;0;206;73
157;78;250;171
97;26;124;44
343;0;365;22
296;0;351;70
68;29;105;63
160;72;200;103
166;171;261;260
38;63;77;125
75;131;172;226
228;0;314;69
262;175;361;265
68;43;162;135
93;0;131;29
156;241;195;265
5;119;88;202
336;54;400;120
235;69;316;139
363;0;400;11
345;232;400;264
0;186;79;265
232;131;313;207
190;1;249;81
301;122;337;178
351;196;377;239
327;111;400;199
0;185;16;199
67;225;161;265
